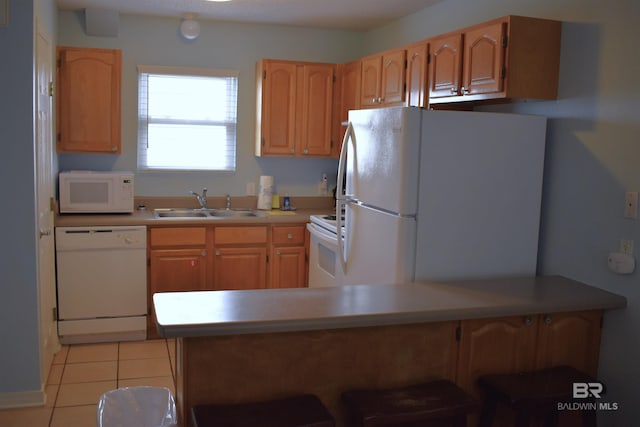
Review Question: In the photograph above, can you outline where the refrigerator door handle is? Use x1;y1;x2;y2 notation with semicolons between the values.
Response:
337;121;355;273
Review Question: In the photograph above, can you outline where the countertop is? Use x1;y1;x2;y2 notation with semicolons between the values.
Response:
153;276;627;338
54;195;336;227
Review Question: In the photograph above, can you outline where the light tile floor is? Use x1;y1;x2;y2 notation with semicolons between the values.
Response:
0;339;176;427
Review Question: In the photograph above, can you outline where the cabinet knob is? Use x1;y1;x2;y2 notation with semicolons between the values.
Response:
303;149;308;155
111;146;117;152
450;87;458;95
544;315;553;325
287;233;293;239
215;250;221;256
461;86;470;95
276;250;281;255
523;316;533;326
290;148;295;154
201;250;207;257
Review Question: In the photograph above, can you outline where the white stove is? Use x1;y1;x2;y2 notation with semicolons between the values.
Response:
307;214;345;287
309;214;344;235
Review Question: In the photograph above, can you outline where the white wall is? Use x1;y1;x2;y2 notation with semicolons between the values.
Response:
367;1;640;425
56;12;366;198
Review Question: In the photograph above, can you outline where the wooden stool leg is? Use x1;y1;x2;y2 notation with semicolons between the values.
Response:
478;397;498;427
582;408;597;427
543;410;559;427
515;409;530;427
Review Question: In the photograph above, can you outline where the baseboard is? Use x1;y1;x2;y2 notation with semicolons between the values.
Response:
0;389;46;409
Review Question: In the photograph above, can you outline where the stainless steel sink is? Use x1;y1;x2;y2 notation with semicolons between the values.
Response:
153;208;265;219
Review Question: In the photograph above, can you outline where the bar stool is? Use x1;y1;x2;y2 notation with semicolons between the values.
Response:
191;394;335;427
477;365;598;427
341;379;478;427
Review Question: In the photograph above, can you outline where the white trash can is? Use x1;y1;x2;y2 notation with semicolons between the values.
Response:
97;386;177;427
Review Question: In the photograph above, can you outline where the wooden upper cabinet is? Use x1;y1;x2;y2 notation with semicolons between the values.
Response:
256;60;297;156
381;49;406;104
360;49;406;108
428;33;463;99
463;21;506;96
299;64;335;156
429;15;562;104
405;42;430;108
56;46;121;154
333;60;361;157
256;59;335;157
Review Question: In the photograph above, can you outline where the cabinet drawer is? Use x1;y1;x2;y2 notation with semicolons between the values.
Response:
150;227;207;248
215;226;268;245
272;225;305;245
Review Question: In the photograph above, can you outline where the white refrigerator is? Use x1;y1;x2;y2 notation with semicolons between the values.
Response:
336;106;547;285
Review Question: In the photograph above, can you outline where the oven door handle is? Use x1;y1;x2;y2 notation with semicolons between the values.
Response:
307;223;339;247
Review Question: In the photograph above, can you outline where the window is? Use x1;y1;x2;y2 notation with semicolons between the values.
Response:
137;65;238;171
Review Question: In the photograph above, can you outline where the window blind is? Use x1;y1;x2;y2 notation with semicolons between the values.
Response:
137;65;238;172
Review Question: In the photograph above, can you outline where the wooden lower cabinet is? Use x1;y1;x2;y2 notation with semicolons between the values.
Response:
213;246;268;290
148;227;210;337
270;225;308;288
456;315;538;394
457;310;603;426
148;225;311;333
535;310;602;377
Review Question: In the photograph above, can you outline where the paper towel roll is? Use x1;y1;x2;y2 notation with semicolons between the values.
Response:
257;175;274;210
259;175;274;186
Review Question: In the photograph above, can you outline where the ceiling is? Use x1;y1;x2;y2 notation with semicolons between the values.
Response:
56;0;444;31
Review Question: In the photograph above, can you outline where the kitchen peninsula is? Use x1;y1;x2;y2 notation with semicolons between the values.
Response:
153;276;626;426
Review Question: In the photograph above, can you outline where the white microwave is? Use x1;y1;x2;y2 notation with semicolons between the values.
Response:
58;171;134;213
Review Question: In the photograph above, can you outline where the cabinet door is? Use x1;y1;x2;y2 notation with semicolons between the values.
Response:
299;64;334;156
380;49;406;105
213;247;267;290
260;61;297;155
271;246;306;288
56;47;121;153
428;34;463;98
406;43;429;107
535;310;602;377
462;21;506;96
360;56;381;107
149;249;208;293
335;60;361;157
456;316;538;395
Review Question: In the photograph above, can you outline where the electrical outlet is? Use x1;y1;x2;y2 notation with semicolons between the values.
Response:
620;239;634;256
624;191;638;219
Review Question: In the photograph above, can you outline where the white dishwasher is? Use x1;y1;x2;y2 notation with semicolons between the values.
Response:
55;226;147;344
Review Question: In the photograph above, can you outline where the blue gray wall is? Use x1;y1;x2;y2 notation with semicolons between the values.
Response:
56;12;365;197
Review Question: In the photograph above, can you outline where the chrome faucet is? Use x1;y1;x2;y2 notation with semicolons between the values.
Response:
225;194;232;210
190;188;207;209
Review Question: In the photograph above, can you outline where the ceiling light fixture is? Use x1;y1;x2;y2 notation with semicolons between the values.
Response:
180;13;200;40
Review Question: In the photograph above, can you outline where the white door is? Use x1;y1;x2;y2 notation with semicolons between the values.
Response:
36;25;57;385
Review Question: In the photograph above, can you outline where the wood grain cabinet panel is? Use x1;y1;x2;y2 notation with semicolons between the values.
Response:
405;42;430;108
429;15;561;104
360;49;406;108
256;59;336;157
56;46;121;153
